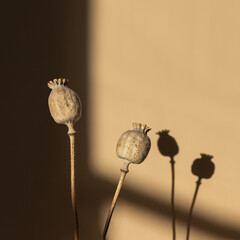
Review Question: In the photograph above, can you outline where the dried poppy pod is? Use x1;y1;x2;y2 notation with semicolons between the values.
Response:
103;123;151;239
116;122;151;170
191;153;215;179
47;78;82;240
48;78;82;134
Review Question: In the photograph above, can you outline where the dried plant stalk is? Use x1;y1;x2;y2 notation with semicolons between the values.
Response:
69;133;79;240
103;170;127;240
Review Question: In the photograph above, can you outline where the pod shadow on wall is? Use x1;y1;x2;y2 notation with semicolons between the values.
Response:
1;0;240;239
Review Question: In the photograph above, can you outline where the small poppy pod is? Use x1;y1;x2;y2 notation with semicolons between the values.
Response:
156;130;179;158
116;122;151;164
191;154;215;179
48;78;82;131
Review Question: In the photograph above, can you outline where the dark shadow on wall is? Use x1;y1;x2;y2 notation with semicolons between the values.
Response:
1;1;240;240
0;0;98;239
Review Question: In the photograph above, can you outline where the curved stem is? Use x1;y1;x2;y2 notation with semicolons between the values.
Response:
170;157;176;240
186;178;202;240
103;170;128;240
68;133;79;240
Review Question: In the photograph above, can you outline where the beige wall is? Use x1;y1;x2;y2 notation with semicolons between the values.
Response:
88;0;240;239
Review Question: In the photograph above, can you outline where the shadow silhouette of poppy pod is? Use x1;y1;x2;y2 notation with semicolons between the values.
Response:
156;129;179;240
156;130;179;158
186;153;215;240
192;153;215;179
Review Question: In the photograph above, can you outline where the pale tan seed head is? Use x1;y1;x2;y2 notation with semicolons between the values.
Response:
116;122;151;164
48;78;82;133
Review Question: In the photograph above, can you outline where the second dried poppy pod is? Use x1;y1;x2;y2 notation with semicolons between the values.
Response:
192;153;215;179
116;122;151;171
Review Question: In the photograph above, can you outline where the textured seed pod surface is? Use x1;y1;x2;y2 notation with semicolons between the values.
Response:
116;123;151;164
48;78;82;125
192;153;215;179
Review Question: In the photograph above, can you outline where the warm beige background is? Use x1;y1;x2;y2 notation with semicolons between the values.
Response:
88;0;240;239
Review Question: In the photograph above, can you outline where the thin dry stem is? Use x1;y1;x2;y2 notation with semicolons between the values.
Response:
69;133;79;240
103;170;127;239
